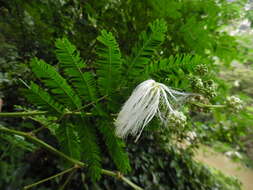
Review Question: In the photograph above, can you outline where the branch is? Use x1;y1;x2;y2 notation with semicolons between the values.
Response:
0;111;117;118
0;126;143;190
189;102;226;109
0;126;83;165
59;168;76;190
73;95;108;112
23;166;77;190
0;111;91;117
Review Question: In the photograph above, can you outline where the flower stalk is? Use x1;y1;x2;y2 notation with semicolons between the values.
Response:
190;102;225;108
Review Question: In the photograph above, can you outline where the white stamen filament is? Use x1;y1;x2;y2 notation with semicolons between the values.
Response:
114;79;190;141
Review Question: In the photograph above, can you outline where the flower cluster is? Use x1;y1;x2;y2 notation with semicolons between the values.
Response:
189;76;217;99
195;64;208;76
189;76;204;92
225;96;243;112
167;111;187;128
203;80;217;99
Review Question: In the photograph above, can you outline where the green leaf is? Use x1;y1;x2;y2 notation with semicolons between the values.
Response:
126;19;167;80
76;118;102;181
149;0;182;19
29;115;59;136
0;133;36;152
146;54;203;76
96;30;122;96
55;38;98;103
98;121;131;173
30;58;82;109
25;82;65;115
56;123;81;160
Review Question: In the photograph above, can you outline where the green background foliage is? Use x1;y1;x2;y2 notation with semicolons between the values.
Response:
0;0;251;189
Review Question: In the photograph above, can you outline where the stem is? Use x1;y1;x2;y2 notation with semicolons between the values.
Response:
31;126;46;134
121;176;143;190
100;170;143;190
0;111;92;117
0;126;84;166
190;102;226;108
59;169;76;190
23;166;76;190
73;95;108;112
0;126;143;190
0;111;116;118
0;111;49;117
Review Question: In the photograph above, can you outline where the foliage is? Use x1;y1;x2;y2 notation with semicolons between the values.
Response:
201;63;253;166
95;134;241;190
0;0;251;189
17;19;173;181
0;0;245;107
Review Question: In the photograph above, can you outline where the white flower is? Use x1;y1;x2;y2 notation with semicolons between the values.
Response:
114;79;191;141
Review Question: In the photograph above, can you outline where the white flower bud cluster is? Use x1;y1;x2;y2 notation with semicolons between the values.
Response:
195;64;208;76
167;111;187;128
195;78;204;90
190;76;204;91
225;96;243;112
189;76;217;99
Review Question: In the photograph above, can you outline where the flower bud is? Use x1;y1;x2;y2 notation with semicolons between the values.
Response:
203;80;217;99
189;76;204;92
204;86;217;99
225;96;243;112
195;64;208;76
167;111;187;128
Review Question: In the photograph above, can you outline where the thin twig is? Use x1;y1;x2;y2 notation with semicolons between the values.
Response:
30;126;46;134
189;102;226;108
73;95;108;112
23;166;77;190
28;116;55;134
59;168;77;190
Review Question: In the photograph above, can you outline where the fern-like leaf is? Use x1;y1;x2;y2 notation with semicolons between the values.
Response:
126;19;167;79
30;58;82;109
55;38;98;103
96;30;122;96
25;82;65;115
98;121;131;173
0;125;36;152
76;118;102;181
29;115;59;136
146;54;203;76
146;54;207;88
56;122;81;161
